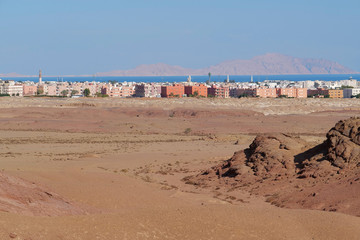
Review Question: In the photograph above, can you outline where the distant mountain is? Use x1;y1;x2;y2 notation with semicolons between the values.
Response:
97;53;357;76
2;54;356;78
99;63;193;77
0;73;34;78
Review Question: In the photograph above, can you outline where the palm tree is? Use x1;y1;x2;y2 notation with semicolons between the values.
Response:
208;72;211;82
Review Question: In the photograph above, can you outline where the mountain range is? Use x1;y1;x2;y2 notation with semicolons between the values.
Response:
0;53;357;78
96;53;357;76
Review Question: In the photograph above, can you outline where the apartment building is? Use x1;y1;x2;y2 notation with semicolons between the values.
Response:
161;84;185;98
101;84;120;97
307;88;329;97
339;79;357;88
82;82;98;96
37;83;57;95
277;88;297;97
120;86;135;97
101;84;135;97
69;82;83;95
229;87;239;98
46;84;57;95
184;84;208;97
255;88;277;98
295;88;308;98
207;85;229;98
233;88;257;97
55;82;70;96
135;83;161;98
328;89;343;98
343;88;360;98
23;84;37;96
0;80;23;96
277;88;307;98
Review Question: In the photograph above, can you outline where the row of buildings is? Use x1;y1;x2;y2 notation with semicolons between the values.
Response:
1;77;360;99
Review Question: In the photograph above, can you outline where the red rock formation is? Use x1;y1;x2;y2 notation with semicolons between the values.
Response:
326;118;360;169
186;117;360;216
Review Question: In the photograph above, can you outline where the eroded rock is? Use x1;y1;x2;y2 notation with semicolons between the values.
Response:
186;117;360;216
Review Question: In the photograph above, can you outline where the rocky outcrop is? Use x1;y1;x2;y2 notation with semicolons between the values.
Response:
299;117;360;178
198;134;310;182
194;117;360;182
326;118;360;169
186;117;360;216
245;134;307;178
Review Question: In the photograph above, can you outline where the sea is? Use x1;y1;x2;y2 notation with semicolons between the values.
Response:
4;74;360;83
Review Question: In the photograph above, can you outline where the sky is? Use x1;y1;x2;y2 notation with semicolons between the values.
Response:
0;0;359;75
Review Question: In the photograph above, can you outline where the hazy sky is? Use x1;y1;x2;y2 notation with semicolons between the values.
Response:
0;0;359;75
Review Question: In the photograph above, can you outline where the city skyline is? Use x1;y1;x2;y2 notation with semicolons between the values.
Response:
0;0;359;75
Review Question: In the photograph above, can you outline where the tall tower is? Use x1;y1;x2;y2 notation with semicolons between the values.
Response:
39;70;42;85
187;75;192;83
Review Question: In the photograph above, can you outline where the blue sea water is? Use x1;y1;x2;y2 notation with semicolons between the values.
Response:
4;74;360;83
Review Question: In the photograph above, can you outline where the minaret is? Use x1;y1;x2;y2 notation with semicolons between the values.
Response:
39;70;42;85
187;75;192;83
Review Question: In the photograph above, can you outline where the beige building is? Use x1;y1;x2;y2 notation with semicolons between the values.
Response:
328;89;343;98
277;88;307;98
255;88;277;98
23;84;37;96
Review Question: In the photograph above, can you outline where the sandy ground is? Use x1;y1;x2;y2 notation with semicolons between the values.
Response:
0;97;360;240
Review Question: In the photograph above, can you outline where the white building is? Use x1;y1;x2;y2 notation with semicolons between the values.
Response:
343;88;360;98
0;80;23;96
301;80;315;89
339;79;358;88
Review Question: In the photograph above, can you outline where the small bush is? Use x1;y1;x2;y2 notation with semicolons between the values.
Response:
184;128;192;134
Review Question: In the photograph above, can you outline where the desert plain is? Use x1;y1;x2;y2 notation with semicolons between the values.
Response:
0;97;360;240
